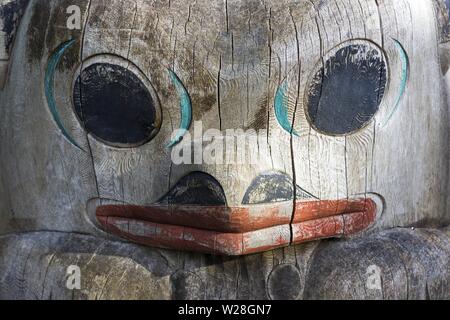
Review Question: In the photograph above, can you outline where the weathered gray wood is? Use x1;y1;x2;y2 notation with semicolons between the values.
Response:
0;0;449;299
0;228;448;300
0;0;98;236
0;0;29;87
0;0;445;233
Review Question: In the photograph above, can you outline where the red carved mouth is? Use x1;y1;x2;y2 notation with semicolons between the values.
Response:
95;198;377;256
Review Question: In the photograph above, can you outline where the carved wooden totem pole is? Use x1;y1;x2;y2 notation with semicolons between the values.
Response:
0;0;449;300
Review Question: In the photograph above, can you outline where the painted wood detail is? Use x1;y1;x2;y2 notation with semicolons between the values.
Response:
306;42;387;135
73;62;159;147
0;0;448;268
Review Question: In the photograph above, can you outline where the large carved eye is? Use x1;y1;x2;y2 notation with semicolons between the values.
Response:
73;57;161;147
306;41;387;136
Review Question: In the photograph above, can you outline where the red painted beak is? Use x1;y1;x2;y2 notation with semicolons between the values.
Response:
96;199;377;256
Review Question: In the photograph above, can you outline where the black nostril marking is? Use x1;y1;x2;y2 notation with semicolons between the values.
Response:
158;172;227;206
242;172;317;205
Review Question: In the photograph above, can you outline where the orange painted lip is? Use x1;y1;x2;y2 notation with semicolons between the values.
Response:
96;199;377;256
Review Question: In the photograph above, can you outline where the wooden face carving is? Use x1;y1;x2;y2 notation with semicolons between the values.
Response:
0;0;448;255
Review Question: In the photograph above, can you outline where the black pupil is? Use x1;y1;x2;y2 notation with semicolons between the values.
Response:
307;44;387;135
73;63;156;146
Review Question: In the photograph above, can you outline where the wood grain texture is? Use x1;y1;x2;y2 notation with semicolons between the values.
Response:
0;0;98;235
0;228;448;300
0;0;449;269
0;0;30;87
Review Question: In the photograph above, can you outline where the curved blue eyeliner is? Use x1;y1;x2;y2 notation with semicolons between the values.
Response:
274;81;299;136
45;39;84;151
383;39;409;128
167;70;192;148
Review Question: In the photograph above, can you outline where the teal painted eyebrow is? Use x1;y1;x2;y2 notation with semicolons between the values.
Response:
45;39;84;151
274;81;299;136
167;70;192;148
382;38;409;128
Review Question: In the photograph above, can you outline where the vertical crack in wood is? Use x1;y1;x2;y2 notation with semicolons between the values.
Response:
184;3;192;35
78;0;100;199
309;1;324;201
266;7;273;138
126;1;138;67
225;0;229;33
371;4;385;199
288;9;302;244
375;0;384;48
217;54;222;130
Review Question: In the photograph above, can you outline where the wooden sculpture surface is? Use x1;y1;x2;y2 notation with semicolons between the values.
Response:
0;0;448;300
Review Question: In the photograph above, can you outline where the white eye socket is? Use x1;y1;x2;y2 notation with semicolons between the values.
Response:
306;41;387;136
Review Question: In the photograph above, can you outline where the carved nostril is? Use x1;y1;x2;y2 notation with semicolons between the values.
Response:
158;172;227;206
242;172;317;205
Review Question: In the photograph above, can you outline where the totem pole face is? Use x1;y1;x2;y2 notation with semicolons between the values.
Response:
0;0;448;255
